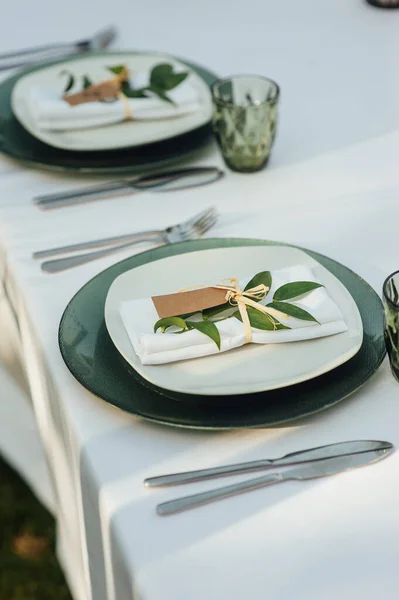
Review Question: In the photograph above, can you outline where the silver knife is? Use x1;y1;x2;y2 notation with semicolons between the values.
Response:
156;444;394;515
0;25;117;71
144;440;391;488
34;167;224;210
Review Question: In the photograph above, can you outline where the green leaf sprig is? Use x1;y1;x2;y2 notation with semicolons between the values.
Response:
153;272;324;349
61;62;189;105
60;69;74;92
154;317;221;349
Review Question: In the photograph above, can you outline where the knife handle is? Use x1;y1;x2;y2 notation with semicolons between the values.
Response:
0;46;78;71
40;232;162;273
34;180;130;208
34;167;223;210
157;472;283;516
33;229;162;259
130;167;223;190
144;459;273;488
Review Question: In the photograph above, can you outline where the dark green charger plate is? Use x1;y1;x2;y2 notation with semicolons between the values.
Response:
59;238;386;429
0;52;218;175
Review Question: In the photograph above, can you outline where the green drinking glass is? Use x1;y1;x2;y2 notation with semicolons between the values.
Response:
383;270;399;381
365;0;399;8
211;75;280;173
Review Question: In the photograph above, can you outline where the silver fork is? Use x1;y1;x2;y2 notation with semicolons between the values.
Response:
38;207;218;274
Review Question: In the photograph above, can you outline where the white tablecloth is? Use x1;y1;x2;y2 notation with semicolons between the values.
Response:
1;2;399;599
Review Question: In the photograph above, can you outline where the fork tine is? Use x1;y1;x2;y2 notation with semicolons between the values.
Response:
184;206;216;228
194;211;218;235
195;206;218;224
195;219;217;238
179;212;218;241
183;216;217;241
191;209;218;233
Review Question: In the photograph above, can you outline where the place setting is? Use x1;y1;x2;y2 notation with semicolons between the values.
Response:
56;232;395;515
0;38;218;173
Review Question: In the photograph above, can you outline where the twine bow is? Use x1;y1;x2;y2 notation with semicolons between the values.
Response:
178;277;288;344
212;278;288;343
111;66;133;120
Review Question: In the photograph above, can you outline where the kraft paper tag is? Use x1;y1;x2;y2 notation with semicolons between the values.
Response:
63;80;121;106
152;288;227;319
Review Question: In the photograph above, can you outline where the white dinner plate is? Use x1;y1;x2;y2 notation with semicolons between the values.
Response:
11;52;213;151
104;245;363;396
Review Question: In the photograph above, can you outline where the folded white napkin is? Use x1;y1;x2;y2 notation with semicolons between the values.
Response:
119;265;348;365
28;71;202;131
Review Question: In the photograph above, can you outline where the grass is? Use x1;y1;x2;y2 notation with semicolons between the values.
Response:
0;456;72;600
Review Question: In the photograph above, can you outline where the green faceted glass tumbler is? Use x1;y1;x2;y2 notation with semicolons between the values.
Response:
383;270;399;381
211;75;280;173
365;0;399;8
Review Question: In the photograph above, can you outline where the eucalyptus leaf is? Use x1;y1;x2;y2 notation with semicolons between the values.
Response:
267;301;319;323
163;71;187;89
244;271;272;298
150;63;188;91
82;75;93;89
107;65;126;75
202;303;231;320
121;82;149;98
60;70;74;93
148;83;175;105
273;281;323;302
154;316;187;333
234;308;290;331
186;320;221;349
177;311;201;320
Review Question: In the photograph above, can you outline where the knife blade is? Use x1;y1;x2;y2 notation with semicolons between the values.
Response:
34;167;224;210
144;440;391;488
156;444;394;515
0;25;117;71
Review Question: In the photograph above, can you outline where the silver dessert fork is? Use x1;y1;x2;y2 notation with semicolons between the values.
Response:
38;206;219;273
